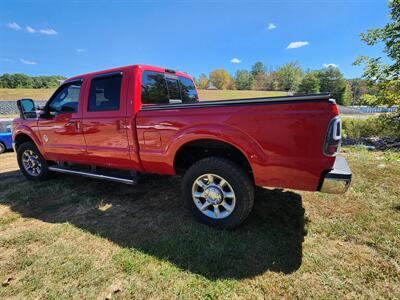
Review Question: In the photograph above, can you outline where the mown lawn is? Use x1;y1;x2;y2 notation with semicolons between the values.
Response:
0;148;399;299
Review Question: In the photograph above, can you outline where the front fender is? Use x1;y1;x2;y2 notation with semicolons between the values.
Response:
13;123;44;153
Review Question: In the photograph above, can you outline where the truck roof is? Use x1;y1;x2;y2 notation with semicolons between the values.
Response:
65;64;193;82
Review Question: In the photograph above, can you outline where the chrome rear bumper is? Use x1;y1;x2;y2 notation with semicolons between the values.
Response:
319;156;352;194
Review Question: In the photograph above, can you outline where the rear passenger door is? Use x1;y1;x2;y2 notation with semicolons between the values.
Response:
82;72;131;168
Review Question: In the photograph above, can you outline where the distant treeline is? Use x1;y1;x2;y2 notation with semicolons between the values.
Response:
0;73;66;89
194;62;376;106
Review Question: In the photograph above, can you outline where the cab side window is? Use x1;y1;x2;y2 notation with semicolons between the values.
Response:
141;71;199;105
141;71;169;104
88;75;122;112
166;78;181;101
179;76;198;103
48;82;81;113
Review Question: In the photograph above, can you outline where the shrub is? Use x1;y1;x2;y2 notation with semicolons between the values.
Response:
342;111;400;139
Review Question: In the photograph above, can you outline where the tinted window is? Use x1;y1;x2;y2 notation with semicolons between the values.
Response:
166;78;181;100
48;82;81;113
179;76;198;103
141;71;169;104
88;75;121;112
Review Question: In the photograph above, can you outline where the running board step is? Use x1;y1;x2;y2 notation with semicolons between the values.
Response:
48;166;137;185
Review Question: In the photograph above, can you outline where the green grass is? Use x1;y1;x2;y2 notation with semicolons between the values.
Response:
0;148;399;299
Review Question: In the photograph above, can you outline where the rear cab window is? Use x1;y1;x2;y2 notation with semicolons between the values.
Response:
141;70;198;106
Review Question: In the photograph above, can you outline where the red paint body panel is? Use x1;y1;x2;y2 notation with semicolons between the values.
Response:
136;102;336;191
13;64;339;192
79;67;140;170
37;79;87;163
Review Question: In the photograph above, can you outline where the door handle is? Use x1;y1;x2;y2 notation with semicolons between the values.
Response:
117;119;126;130
65;121;81;132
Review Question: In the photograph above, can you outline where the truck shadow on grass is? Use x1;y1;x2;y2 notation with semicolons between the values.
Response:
1;171;308;280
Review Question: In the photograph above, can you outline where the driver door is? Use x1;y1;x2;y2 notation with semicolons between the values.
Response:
38;80;87;163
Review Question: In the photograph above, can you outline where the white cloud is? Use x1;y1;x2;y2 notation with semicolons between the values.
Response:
8;22;21;30
230;58;241;64
39;28;58;35
26;26;57;35
26;26;36;33
323;63;338;68
76;48;86;53
286;41;309;49
267;23;276;30
20;58;37;65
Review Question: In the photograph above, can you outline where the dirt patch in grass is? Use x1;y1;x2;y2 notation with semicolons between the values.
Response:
0;149;399;298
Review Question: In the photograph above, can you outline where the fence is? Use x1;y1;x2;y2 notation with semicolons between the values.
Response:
349;106;399;114
0;100;47;115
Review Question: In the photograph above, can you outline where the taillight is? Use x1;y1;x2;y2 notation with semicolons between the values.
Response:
323;117;341;156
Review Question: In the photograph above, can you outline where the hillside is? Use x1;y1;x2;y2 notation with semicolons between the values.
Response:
0;88;286;101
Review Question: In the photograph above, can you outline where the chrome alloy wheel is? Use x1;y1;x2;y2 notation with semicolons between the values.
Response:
192;173;236;219
22;149;42;176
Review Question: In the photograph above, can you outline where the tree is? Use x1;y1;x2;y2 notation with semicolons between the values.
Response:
297;72;320;94
348;78;370;105
353;0;400;106
0;73;65;88
250;62;266;90
234;70;253;90
342;82;353;106
251;61;265;77
264;72;280;91
192;76;199;87
359;94;379;106
197;73;209;89
317;66;346;104
276;62;303;92
209;69;232;90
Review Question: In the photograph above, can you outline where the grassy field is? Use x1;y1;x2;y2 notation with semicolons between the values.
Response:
0;88;286;101
198;89;286;100
0;148;399;299
0;89;55;101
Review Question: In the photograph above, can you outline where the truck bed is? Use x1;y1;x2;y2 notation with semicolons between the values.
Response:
136;93;337;191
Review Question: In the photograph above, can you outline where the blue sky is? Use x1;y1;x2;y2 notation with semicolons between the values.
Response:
0;0;390;79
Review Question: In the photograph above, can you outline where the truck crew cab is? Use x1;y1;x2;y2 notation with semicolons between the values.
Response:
13;64;352;229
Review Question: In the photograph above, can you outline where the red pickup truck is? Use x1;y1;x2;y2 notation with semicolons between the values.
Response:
13;64;351;228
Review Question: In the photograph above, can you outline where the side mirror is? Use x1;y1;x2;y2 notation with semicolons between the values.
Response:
17;99;37;119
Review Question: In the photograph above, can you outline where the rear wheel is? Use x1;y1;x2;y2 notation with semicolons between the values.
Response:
182;157;254;229
17;141;49;181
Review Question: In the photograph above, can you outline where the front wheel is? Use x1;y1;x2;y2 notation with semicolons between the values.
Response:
0;142;5;154
182;157;254;229
17;141;49;181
